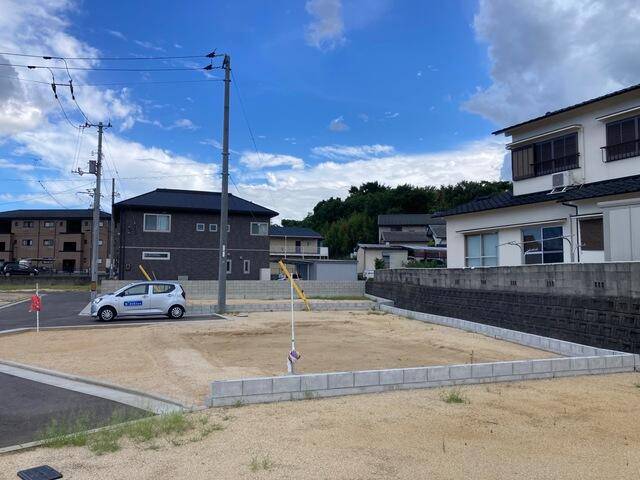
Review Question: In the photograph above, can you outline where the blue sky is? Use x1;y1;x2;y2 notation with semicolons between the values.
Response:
1;0;639;219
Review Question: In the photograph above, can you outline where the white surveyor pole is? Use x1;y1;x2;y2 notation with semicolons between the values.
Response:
288;277;295;374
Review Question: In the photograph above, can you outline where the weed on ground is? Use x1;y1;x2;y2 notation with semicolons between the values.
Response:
249;454;273;472
441;388;469;404
39;409;227;455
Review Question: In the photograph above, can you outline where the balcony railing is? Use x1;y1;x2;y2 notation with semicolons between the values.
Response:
270;246;329;257
535;153;580;176
601;140;639;162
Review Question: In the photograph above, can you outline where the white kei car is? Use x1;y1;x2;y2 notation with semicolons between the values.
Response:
91;281;186;321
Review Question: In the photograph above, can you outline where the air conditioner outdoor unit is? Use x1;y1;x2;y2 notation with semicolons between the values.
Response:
548;171;575;194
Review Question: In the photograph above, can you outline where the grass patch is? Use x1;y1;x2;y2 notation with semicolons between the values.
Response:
249;454;273;472
441;388;469;404
634;383;640;389
309;295;367;301
0;283;91;292
39;409;223;455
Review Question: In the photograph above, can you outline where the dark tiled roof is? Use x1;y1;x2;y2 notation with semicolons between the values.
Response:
493;82;640;135
378;213;445;226
380;231;430;242
269;225;323;238
0;209;110;220
434;174;640;217
428;224;447;238
114;189;278;217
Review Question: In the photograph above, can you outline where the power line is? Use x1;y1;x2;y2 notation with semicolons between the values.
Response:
0;181;95;206
0;51;218;61
0;74;223;86
0;62;219;72
38;180;69;208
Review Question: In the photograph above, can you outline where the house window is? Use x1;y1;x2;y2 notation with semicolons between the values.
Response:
227;224;230;232
512;132;579;180
23;221;34;228
43;239;54;247
605;116;639;162
98;239;103;246
142;251;171;261
143;213;171;232
522;225;564;264
465;232;498;267
196;223;205;232
243;259;250;274
209;223;218;232
97;258;102;264
226;259;232;274
21;239;33;246
250;222;268;236
0;242;5;251
99;221;104;227
579;217;604;251
43;221;54;228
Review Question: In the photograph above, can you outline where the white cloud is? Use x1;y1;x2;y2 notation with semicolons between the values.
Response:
134;40;164;52
239;152;305;170
328;115;349;132
235;137;506;220
384;111;399;119
311;144;395;160
107;29;126;40
465;0;640;127
357;113;369;122
305;0;346;50
171;118;197;130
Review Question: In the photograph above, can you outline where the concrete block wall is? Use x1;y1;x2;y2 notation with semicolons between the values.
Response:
101;280;365;299
189;300;374;314
210;301;638;407
367;270;640;354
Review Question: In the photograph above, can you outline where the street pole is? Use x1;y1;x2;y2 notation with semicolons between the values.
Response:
216;54;231;314
90;122;104;300
109;177;115;279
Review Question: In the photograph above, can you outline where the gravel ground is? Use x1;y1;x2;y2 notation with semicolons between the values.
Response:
0;311;554;405
2;373;640;480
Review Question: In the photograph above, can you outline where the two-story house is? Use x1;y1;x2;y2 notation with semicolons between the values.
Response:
268;226;327;260
377;214;446;247
0;209;111;273
436;83;640;267
114;188;278;280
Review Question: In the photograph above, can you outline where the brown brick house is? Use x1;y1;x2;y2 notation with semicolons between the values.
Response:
0;209;111;273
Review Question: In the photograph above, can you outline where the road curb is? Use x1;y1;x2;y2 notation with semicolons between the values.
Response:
0;359;191;413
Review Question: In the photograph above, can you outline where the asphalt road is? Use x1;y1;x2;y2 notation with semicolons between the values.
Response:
0;291;221;331
0;372;150;448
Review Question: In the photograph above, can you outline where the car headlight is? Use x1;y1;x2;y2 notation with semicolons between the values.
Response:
93;297;104;304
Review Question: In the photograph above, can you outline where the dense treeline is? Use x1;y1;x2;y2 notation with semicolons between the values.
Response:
281;180;511;258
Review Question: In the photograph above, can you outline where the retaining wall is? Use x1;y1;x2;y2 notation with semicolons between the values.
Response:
210;303;638;406
367;263;640;354
101;280;365;299
189;300;374;314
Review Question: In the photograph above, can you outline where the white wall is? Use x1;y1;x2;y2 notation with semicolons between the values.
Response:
507;91;640;196
600;197;640;261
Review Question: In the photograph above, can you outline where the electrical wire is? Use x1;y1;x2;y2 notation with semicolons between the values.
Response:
0;181;95;207
0;74;223;86
38;180;69;208
0;62;220;72
0;51;218;61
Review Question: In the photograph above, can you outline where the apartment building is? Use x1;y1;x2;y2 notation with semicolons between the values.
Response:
114;188;278;280
0;209;111;273
436;83;640;267
377;213;446;246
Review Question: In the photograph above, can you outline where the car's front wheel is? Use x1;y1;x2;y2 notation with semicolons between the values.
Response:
98;306;116;322
168;305;185;319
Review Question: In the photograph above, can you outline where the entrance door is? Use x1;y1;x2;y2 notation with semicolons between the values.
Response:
295;240;302;253
115;283;151;316
62;259;75;272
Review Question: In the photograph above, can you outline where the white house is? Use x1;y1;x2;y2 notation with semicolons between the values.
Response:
437;83;640;268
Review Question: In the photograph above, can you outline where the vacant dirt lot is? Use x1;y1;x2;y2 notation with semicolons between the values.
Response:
0;311;554;405
3;373;640;480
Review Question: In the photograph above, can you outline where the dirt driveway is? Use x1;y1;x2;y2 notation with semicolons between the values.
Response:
2;373;640;480
0;311;555;405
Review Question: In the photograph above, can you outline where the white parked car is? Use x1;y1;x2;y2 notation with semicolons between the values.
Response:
91;281;186;321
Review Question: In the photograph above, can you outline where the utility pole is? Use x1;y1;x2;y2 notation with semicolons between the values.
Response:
82;121;111;300
216;54;231;314
109;177;116;279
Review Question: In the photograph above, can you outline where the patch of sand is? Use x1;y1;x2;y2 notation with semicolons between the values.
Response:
2;373;640;479
0;311;555;405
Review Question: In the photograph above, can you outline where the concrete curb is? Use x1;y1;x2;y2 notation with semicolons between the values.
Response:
0;360;188;414
208;297;640;407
